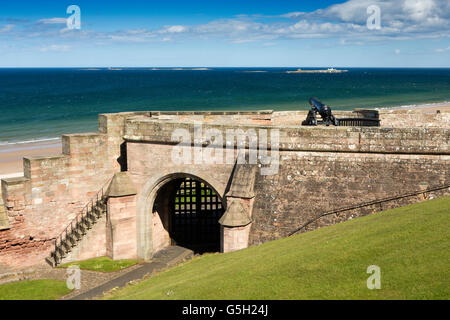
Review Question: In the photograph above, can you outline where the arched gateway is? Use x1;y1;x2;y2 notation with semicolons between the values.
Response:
136;171;230;260
153;176;225;253
4;110;441;269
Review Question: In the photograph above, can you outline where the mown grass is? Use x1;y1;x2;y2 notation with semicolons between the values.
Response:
0;279;71;300
58;256;139;272
105;196;450;300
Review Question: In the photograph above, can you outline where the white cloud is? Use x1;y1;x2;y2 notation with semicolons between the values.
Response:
280;12;305;19
38;18;67;24
152;0;449;43
164;25;187;33
6;0;450;46
395;49;401;54
0;24;14;33
435;46;450;53
232;39;257;44
283;0;450;39
40;44;70;52
403;0;436;21
106;28;156;42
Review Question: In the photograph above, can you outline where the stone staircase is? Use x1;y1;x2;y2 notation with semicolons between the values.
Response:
45;187;109;267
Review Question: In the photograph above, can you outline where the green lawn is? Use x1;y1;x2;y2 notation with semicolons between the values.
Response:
0;279;71;300
58;256;139;272
105;196;450;300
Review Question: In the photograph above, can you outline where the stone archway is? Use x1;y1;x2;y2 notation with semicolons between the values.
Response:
136;170;227;260
156;176;225;253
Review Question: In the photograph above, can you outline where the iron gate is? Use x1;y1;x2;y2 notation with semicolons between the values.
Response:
171;177;224;252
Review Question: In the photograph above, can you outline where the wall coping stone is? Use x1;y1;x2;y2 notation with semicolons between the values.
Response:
149;110;274;116
123;118;449;155
106;172;137;197
1;176;29;186
219;200;252;227
225;163;257;199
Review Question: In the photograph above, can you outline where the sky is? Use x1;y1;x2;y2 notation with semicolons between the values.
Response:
0;0;449;67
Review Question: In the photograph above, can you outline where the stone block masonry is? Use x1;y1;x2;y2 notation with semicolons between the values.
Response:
0;113;136;268
250;151;449;244
0;110;448;268
107;195;138;260
61;216;107;264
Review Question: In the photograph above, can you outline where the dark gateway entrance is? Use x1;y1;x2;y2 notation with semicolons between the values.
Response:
170;177;224;253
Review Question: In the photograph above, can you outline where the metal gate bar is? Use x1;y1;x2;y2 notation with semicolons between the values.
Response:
172;177;224;252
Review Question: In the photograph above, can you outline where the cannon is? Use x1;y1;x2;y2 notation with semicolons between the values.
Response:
302;97;339;126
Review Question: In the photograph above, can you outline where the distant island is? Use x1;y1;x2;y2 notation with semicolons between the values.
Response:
286;68;348;74
79;67;212;71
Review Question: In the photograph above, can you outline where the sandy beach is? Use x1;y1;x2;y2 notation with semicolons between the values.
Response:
0;140;62;177
376;102;450;112
0;102;448;179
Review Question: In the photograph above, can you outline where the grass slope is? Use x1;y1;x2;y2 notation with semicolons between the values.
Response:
0;279;71;300
58;256;139;272
106;196;450;300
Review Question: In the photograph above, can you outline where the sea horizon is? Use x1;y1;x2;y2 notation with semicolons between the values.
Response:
1;66;450;68
1;67;449;145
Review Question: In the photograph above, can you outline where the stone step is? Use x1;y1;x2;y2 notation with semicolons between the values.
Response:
66;233;77;246
45;201;107;267
45;256;56;268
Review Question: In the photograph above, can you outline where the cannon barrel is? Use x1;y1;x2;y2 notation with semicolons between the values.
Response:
303;97;337;126
309;97;326;112
302;98;380;127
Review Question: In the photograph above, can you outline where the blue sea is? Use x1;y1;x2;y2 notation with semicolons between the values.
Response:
0;67;449;144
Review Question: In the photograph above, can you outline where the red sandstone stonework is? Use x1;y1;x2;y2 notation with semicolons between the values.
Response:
0;110;449;268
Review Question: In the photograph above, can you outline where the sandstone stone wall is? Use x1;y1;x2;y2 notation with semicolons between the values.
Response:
0;113;140;268
61;216;107;264
124;115;449;255
127;142;235;258
1;110;448;268
295;187;449;235
124;117;448;155
250;151;450;244
378;109;450;128
126;142;234;195
107;195;137;260
272;110;449;128
147;110;272;126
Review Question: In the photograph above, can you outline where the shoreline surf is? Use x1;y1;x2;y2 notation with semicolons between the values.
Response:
0;140;62;175
1;101;449;147
0;102;448;178
1;100;449;147
1;68;449;144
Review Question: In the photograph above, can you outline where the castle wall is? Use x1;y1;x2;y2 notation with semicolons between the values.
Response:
126;142;234;258
250;151;450;244
124;116;449;254
272;110;449;128
107;195;137;260
1;110;448;268
126;142;234;196
61;216;107;264
0;113;138;268
378;110;450;128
